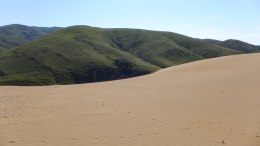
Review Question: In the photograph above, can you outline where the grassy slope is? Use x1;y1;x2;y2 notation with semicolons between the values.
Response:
164;35;241;58
0;26;159;85
104;29;240;68
0;47;6;52
104;29;202;68
0;26;242;85
0;24;61;49
202;39;260;53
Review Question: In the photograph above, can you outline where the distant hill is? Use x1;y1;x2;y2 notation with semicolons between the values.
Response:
0;25;242;85
0;47;6;51
0;24;61;49
202;39;260;53
109;29;241;67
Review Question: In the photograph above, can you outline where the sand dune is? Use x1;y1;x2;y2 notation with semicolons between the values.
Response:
1;53;260;146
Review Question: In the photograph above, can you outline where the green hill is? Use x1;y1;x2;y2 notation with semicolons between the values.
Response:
0;24;61;50
202;39;260;53
103;29;240;68
0;25;242;86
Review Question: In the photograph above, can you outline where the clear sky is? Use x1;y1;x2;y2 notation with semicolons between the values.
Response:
1;0;259;45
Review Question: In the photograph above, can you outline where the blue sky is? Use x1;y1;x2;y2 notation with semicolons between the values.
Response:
1;0;259;45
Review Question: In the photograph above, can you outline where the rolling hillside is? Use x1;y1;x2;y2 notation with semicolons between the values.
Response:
0;24;61;50
0;25;242;85
107;29;240;67
202;39;260;53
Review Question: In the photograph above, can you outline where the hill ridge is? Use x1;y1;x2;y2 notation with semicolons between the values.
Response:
202;39;260;53
0;24;62;50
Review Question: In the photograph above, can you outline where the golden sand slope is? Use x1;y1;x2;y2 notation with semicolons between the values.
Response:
1;53;260;146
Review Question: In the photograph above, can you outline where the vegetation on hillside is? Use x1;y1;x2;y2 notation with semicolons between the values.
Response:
0;24;61;50
0;25;244;85
0;26;159;85
202;39;260;53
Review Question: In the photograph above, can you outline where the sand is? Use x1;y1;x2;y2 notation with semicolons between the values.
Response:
1;53;260;146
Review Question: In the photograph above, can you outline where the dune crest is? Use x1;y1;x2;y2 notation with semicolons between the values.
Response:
1;53;260;146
